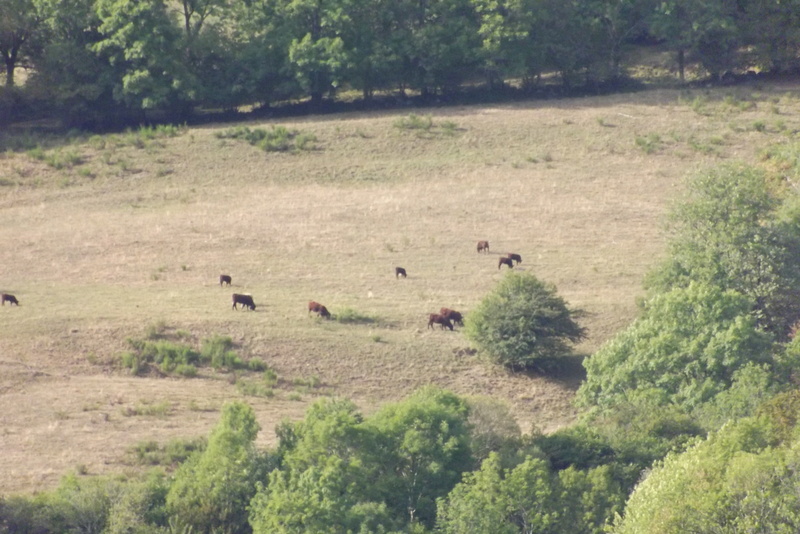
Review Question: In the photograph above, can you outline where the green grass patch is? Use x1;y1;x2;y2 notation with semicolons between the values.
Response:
333;307;379;324
122;401;172;417
635;133;663;154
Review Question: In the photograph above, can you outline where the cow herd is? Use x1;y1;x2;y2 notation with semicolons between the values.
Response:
217;240;521;333
1;241;520;334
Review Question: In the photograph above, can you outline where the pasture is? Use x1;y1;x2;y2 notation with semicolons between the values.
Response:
2;82;799;494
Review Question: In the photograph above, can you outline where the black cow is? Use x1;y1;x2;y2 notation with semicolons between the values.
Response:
507;253;522;265
232;293;256;310
1;293;19;306
308;300;332;319
220;274;232;286
395;267;407;278
428;313;454;331
439;307;464;327
498;257;514;269
477;240;490;253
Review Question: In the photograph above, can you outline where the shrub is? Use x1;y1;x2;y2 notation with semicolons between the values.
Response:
465;272;585;370
333;307;377;324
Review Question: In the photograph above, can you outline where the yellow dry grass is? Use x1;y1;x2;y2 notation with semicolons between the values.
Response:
2;82;800;494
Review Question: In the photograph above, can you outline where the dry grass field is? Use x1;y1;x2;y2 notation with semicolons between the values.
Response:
2;81;800;495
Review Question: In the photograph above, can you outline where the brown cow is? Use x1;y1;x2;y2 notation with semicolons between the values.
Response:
395;267;407;278
220;274;232;286
428;313;454;331
507;253;522;265
477;240;490;253
439;307;464;327
308;300;332;319
498;257;514;269
1;293;19;306
232;293;256;310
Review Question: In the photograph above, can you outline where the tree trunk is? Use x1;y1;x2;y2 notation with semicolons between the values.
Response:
678;49;685;82
3;51;15;87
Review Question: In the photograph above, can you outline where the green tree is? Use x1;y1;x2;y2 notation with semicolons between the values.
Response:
0;0;45;86
249;398;401;533
647;163;800;338
744;0;800;73
577;282;773;418
466;272;585;370
649;0;741;81
167;401;266;534
367;387;473;528
474;0;548;89
92;0;192;118
614;416;800;534
438;452;624;534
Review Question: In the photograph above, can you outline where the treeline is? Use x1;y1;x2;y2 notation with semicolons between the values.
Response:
3;0;800;128
4;153;800;532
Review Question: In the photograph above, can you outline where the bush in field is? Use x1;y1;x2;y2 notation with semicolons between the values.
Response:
215;125;316;152
119;332;249;376
465;272;585;370
200;335;243;370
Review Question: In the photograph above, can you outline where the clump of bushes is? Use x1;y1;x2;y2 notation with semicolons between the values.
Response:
118;328;266;377
215;125;317;152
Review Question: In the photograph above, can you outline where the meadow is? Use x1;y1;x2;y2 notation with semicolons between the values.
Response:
2;81;799;494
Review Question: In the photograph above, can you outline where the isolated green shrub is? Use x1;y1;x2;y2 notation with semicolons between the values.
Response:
465;272;585;370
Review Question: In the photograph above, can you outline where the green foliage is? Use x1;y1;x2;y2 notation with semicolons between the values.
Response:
167;402;270;534
119;331;249;376
0;471;169;534
533;425;615;471
216;125;317;153
578;283;773;418
614;416;800;534
465;272;585;370
332;307;378;324
129;438;207;467
634;133;663;154
437;452;625;534
121;337;200;375
393;113;434;131
646;163;800;338
251;388;472;531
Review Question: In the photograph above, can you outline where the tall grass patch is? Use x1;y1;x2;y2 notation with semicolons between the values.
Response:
215;125;317;152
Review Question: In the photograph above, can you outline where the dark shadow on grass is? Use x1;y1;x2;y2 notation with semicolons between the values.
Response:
510;353;587;389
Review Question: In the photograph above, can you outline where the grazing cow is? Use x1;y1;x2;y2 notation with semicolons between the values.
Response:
232;293;256;310
498;257;514;269
1;293;19;306
477;240;490;253
395;267;407;278
439;307;464;327
507;253;522;265
219;274;232;286
428;313;454;331
308;300;332;319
